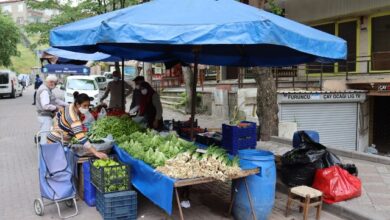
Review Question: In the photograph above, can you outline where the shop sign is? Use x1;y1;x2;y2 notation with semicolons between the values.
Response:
279;92;366;103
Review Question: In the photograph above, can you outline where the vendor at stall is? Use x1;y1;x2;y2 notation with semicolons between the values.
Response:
100;70;133;109
48;92;108;159
129;76;145;114
132;81;163;130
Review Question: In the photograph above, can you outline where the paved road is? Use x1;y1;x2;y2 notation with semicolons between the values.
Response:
0;87;343;220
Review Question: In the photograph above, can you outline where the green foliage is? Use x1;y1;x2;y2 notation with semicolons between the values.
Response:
8;44;38;73
266;0;284;16
0;11;20;67
25;0;139;48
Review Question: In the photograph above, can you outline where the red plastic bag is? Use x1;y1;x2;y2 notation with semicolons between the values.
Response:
312;165;361;204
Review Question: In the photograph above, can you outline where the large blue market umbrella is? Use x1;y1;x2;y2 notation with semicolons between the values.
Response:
50;0;347;138
50;0;346;66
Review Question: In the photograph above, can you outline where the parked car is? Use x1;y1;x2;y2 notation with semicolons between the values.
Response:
62;75;100;106
103;72;113;83
0;70;23;98
91;75;107;90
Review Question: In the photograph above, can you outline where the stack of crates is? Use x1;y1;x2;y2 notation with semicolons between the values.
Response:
90;156;137;220
222;121;257;155
83;162;96;206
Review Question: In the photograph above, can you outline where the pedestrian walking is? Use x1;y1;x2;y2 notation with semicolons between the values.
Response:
32;74;43;105
36;74;67;143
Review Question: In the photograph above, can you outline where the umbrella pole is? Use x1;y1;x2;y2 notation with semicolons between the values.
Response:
190;47;201;140
121;58;125;111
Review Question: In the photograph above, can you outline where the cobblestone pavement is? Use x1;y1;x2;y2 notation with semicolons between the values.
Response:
0;87;342;220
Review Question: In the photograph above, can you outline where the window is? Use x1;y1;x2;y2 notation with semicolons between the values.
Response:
0;73;9;84
2;5;12;13
371;15;390;71
67;79;97;90
338;21;357;72
18;4;23;12
308;23;336;73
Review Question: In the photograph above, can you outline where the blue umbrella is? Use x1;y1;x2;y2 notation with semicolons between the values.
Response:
50;0;347;66
50;0;347;141
44;47;121;62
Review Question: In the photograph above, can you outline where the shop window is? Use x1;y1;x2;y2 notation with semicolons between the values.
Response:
338;21;357;72
372;15;390;71
308;23;336;73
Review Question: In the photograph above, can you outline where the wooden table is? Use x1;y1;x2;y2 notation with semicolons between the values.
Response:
173;168;259;220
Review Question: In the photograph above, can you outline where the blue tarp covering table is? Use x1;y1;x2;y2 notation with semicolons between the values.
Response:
113;145;259;215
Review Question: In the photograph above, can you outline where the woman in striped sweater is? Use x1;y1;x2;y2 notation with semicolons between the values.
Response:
48;92;108;159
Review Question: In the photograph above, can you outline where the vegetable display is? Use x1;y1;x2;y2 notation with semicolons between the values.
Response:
119;131;196;167
88;116;142;142
92;158;129;193
88;116;242;182
156;146;241;181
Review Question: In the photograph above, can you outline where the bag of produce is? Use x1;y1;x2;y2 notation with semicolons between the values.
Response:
72;134;114;156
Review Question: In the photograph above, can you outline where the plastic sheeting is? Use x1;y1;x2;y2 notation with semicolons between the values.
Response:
45;47;121;62
50;0;346;67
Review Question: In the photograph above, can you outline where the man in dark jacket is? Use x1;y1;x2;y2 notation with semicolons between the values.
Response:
32;74;43;105
129;76;145;114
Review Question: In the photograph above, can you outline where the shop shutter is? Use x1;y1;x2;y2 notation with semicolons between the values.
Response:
280;103;357;150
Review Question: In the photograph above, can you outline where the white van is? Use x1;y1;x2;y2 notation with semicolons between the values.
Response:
90;75;107;90
63;76;100;106
103;72;113;83
0;70;23;98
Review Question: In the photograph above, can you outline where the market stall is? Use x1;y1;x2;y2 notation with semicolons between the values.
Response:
48;0;347;219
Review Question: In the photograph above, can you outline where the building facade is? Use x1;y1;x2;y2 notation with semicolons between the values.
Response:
0;0;58;25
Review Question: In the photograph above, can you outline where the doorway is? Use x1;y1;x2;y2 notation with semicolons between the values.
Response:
373;96;390;153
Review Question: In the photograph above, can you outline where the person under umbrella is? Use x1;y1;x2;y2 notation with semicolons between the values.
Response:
100;70;132;109
132;81;163;130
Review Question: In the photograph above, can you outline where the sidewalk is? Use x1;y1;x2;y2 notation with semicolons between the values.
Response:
163;108;390;220
260;140;390;220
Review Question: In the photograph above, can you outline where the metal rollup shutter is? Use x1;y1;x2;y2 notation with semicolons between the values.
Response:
280;103;357;150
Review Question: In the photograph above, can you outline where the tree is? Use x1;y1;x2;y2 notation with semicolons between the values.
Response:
0;11;20;67
25;0;138;48
251;0;283;141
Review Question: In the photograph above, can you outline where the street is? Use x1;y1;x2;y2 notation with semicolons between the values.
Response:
0;87;344;220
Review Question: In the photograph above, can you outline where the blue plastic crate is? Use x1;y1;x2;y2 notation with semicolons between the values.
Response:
222;121;257;155
83;162;96;207
96;190;137;220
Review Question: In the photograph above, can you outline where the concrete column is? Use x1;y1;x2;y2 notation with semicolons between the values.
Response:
358;16;370;73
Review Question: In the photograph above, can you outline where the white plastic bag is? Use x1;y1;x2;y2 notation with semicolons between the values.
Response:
82;111;95;130
98;108;107;119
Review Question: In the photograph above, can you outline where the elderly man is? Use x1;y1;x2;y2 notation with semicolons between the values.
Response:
36;74;67;143
100;70;132;109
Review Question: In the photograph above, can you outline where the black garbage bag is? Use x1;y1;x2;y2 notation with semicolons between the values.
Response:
281;131;344;186
281;160;323;186
340;164;358;176
323;151;342;167
281;147;326;165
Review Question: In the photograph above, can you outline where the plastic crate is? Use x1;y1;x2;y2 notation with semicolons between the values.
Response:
96;190;137;220
195;133;222;146
90;156;131;193
222;121;257;155
83;162;96;206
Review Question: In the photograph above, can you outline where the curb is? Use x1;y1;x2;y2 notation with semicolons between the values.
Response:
270;136;390;165
276;181;373;220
